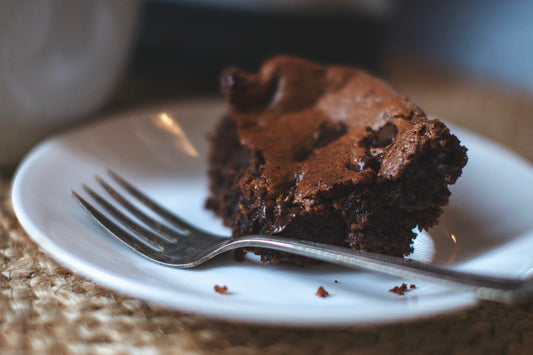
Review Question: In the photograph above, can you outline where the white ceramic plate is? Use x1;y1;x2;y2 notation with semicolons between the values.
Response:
12;100;533;326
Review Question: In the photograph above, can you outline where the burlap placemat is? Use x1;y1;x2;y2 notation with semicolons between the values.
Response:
1;60;533;354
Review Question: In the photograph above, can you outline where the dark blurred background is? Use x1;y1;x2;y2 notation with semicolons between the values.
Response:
119;0;533;102
126;0;389;98
106;0;533;162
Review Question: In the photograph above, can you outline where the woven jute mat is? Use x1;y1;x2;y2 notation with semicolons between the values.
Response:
1;60;533;354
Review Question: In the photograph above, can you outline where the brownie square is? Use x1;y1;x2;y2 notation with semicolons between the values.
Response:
206;56;467;264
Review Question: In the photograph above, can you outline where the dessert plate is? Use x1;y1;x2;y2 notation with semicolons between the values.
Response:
12;100;533;326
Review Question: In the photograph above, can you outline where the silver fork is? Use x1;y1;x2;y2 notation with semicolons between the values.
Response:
71;170;533;303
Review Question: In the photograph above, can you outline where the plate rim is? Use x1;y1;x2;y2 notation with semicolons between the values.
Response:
13;99;533;327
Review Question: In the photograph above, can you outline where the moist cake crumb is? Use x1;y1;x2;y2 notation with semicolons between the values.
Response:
234;249;247;262
316;286;330;298
389;282;417;295
214;285;229;294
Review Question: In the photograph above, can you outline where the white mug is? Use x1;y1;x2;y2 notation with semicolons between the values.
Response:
0;0;140;166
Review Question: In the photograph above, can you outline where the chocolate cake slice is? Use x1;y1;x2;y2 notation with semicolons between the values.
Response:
206;56;467;264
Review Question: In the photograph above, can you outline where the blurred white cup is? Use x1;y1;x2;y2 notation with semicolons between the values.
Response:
0;0;140;167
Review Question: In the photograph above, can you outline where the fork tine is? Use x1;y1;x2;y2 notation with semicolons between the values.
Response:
71;191;166;260
81;185;169;250
108;169;205;235
96;175;186;242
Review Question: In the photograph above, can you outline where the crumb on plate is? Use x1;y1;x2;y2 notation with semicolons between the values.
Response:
389;282;411;295
214;285;229;294
315;286;330;298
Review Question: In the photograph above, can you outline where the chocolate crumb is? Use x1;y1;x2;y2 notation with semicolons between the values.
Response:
214;285;229;294
234;249;247;262
316;286;329;298
389;282;410;295
409;284;416;289
334;280;339;283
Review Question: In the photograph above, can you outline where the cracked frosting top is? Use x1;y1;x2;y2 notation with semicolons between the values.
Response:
220;56;449;202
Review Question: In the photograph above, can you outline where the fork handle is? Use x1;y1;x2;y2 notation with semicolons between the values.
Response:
228;235;532;303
